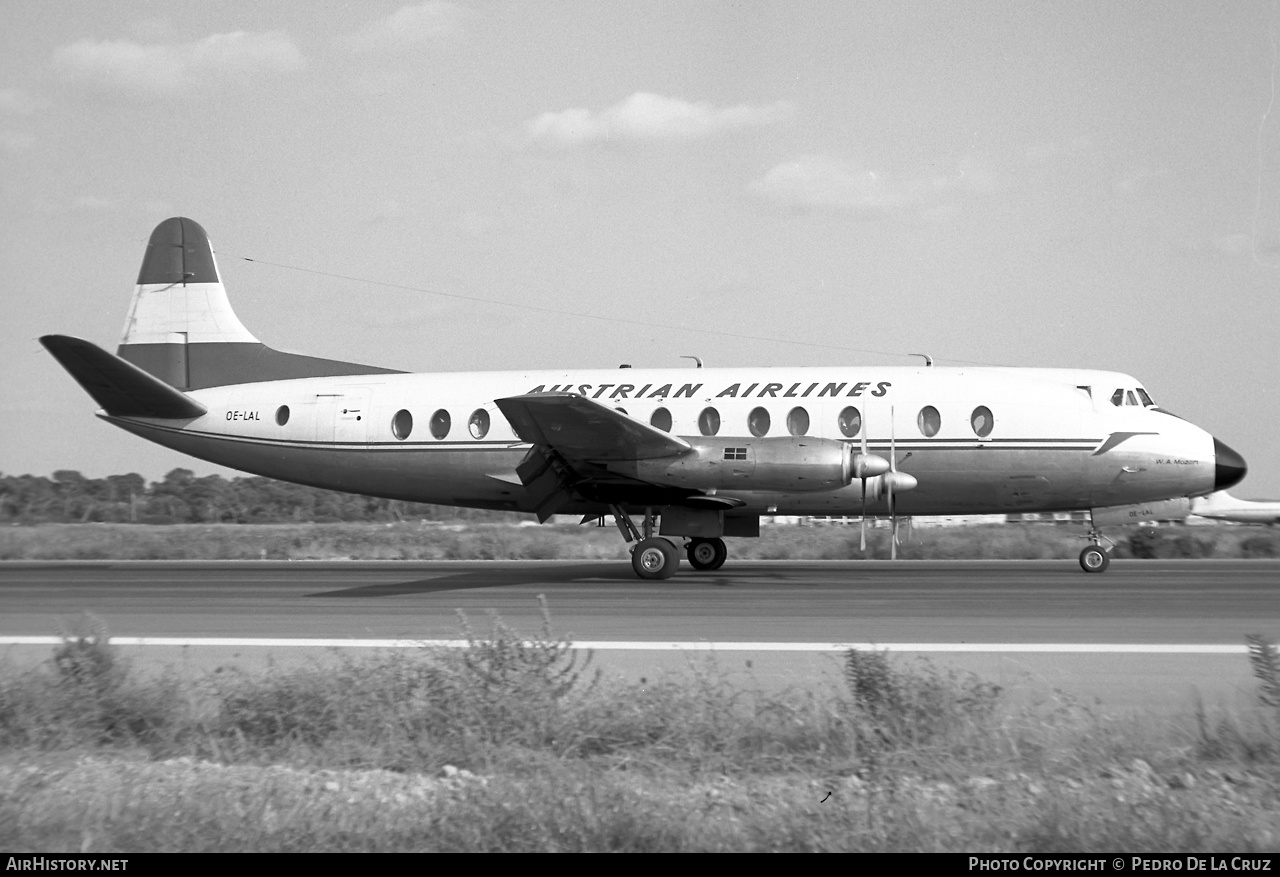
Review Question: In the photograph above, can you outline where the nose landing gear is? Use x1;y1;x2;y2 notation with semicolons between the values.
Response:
1079;523;1113;573
1079;544;1110;573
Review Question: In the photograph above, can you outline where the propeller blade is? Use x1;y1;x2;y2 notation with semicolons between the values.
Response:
889;482;898;560
859;409;869;553
890;406;896;473
860;477;867;552
889;406;898;560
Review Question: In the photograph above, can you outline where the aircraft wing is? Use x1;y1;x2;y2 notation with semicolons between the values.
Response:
494;393;694;521
495;393;691;461
40;335;207;419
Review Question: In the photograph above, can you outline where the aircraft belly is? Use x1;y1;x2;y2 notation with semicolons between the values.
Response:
109;420;528;507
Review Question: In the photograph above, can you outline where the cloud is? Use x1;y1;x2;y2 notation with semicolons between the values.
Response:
0;90;36;152
53;30;304;96
0;131;34;152
1212;233;1253;254
362;198;403;225
1113;165;1171;196
1178;231;1280;264
525;92;792;148
0;88;35;115
1025;136;1094;165
73;195;117;211
348;2;466;55
748;153;994;217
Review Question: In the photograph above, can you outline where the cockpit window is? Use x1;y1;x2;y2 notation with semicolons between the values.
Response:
1111;388;1151;407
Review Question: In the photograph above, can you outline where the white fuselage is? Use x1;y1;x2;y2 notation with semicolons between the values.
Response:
102;364;1220;518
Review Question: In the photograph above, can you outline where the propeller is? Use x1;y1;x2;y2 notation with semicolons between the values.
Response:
855;406;919;558
889;408;900;559
885;406;919;559
853;411;889;552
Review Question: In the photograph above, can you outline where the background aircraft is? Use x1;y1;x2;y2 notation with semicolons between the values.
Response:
42;218;1247;579
1190;490;1280;525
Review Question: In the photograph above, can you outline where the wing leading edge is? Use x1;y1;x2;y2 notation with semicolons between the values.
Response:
495;393;691;461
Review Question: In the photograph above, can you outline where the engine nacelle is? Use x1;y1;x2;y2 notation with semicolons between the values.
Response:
612;436;855;492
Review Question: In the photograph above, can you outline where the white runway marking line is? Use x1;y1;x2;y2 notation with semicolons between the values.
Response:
0;637;1250;654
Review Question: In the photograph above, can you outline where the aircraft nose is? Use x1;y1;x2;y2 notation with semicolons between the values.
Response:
1214;438;1247;491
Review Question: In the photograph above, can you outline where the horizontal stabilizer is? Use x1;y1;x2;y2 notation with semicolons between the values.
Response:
40;335;207;419
495;393;691;462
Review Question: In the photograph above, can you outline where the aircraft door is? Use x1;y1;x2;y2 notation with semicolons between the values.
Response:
315;389;372;446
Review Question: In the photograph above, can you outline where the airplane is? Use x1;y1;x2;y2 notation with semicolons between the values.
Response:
1189;490;1280;524
41;217;1247;578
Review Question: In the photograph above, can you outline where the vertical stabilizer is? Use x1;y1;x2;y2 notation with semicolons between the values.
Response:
116;217;401;389
118;217;257;388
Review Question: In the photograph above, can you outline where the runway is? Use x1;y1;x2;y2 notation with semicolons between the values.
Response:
2;559;1278;714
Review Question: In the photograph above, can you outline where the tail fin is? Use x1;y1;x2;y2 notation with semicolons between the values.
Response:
117;217;402;389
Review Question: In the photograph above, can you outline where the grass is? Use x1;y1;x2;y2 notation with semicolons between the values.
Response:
2;609;1278;852
3;520;1280;561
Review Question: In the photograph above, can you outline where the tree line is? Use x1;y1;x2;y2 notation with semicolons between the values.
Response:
0;469;513;525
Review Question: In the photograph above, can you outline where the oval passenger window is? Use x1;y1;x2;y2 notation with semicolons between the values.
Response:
917;406;941;437
786;407;809;436
429;409;451;439
698;407;720;436
838;406;861;438
392;409;413;440
970;406;993;438
749;407;771;437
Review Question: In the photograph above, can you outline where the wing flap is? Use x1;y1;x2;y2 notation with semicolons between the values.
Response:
495;393;691;461
41;334;207;419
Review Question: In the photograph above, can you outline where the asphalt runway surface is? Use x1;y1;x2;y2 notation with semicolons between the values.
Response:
2;558;1278;715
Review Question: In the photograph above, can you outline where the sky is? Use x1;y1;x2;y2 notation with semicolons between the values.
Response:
3;1;1280;498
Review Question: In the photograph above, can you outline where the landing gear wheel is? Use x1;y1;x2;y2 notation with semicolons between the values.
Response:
1079;545;1110;574
687;537;728;571
632;537;679;580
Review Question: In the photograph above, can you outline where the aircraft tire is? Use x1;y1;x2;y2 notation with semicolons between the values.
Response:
1079;545;1110;573
687;537;728;571
632;537;679;580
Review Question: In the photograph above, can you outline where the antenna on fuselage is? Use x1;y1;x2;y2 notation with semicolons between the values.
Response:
680;355;704;368
909;353;933;367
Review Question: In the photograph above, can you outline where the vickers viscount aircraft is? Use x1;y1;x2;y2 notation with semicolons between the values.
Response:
42;217;1248;578
1190;491;1280;525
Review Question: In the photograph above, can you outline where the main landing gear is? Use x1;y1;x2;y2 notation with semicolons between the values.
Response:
632;537;679;579
609;505;729;579
687;537;728;571
611;505;680;580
